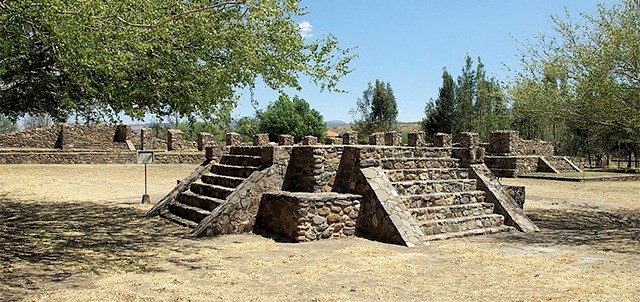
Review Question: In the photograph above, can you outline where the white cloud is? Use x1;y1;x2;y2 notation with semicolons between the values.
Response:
298;21;313;39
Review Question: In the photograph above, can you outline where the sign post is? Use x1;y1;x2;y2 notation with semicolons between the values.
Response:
137;151;155;204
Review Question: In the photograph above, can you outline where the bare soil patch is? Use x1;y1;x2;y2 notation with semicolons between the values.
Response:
1;165;639;301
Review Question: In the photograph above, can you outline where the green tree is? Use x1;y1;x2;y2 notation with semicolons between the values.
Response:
0;115;17;133
351;79;398;136
257;94;327;142
422;69;456;136
422;57;510;141
0;0;355;123
511;0;640;165
454;56;476;136
177;121;225;141
234;116;260;142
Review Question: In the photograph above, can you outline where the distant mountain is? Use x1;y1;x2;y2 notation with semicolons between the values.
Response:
326;120;349;128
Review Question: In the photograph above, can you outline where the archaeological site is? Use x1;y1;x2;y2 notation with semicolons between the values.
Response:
0;124;593;246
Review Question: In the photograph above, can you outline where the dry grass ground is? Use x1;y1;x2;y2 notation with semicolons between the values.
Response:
0;165;639;302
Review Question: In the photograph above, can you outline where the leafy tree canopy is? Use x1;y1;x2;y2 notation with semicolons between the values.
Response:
510;0;640;160
0;0;355;124
257;94;327;142
422;56;510;141
351;79;398;136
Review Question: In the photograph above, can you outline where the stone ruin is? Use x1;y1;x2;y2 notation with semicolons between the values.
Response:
0;123;205;164
483;130;585;177
148;131;539;247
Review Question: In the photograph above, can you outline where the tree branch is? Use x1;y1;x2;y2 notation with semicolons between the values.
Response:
113;1;249;28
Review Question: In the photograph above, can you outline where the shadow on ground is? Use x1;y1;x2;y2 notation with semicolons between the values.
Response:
0;193;197;301
498;206;640;254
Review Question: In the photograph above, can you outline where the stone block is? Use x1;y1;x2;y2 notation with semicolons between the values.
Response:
369;132;385;145
325;137;343;145
384;131;401;146
226;132;242;146
407;131;426;147
140;128;152;150
434;133;452;148
114;125;130;143
459;132;480;148
197;132;213;151
342;131;358;145
302;136;318;145
278;134;294;146
253;133;269;146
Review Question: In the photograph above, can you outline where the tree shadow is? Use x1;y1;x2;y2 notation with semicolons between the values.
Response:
0;193;197;301
497;206;640;254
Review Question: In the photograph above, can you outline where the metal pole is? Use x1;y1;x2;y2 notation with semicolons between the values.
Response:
144;163;148;195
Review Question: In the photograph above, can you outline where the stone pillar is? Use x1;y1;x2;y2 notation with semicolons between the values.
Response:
489;130;518;154
205;146;215;160
342;131;358;145
384;131;401;146
253;133;269;146
278;134;294;146
140;128;152;150
434;133;452;148
369;132;385;145
167;129;184;151
302;136;318;145
114;125;130;143
226;132;242;146
407;131;426;147
459;132;480;148
325;137;343;145
458;132;483;165
197;132;213;151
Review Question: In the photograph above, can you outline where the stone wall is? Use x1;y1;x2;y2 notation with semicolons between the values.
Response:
167;129;197;151
58;124;134;150
484;156;539;177
0;125;59;149
140;128;167;151
283;146;343;193
256;192;361;241
0;150;205;164
488;130;554;156
503;185;525;208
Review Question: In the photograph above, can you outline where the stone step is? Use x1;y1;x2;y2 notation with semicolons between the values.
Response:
419;214;505;236
359;147;451;159
190;182;235;200
409;202;494;221
210;163;258;178
160;212;198;228
384;168;470;181
422;226;512;241
392;179;477;195
201;173;245;188
229;146;265;156
400;191;486;208
166;202;211;224
380;157;460;170
219;154;264;167
177;191;224;211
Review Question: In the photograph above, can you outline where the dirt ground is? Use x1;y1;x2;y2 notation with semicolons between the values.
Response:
0;164;639;302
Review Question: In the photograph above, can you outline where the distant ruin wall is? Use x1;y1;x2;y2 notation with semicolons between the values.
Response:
0;150;204;164
0;125;59;149
488;131;553;156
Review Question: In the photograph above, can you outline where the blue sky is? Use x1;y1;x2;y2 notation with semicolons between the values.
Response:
232;0;617;123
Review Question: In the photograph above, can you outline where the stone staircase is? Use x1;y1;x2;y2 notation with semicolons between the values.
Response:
380;152;511;241
161;146;265;228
